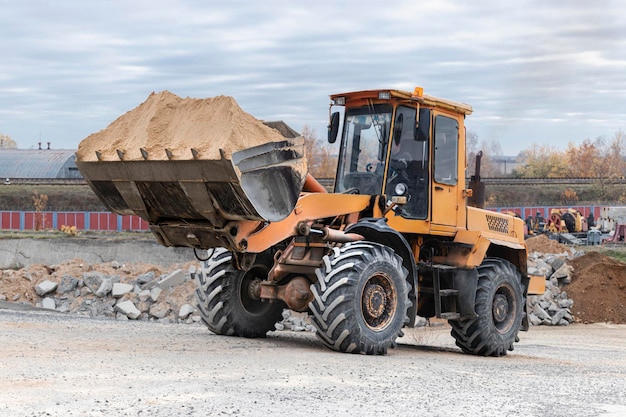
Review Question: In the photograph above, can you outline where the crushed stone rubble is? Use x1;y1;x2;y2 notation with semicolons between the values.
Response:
0;244;607;329
526;247;583;326
0;259;313;331
26;264;202;324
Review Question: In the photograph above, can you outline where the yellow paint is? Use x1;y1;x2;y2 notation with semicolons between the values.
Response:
244;193;372;253
528;274;546;295
467;206;525;241
452;230;491;268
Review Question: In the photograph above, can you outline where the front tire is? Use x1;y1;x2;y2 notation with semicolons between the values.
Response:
195;248;284;338
449;258;524;356
309;242;410;355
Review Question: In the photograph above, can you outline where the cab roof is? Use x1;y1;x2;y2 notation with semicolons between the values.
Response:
330;88;473;116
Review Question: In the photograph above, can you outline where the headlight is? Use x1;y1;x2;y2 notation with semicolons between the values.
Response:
394;183;407;195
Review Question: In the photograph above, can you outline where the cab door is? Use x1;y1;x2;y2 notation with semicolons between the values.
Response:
430;114;460;230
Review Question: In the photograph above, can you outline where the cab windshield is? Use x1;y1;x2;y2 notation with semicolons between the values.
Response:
335;104;430;220
335;104;392;195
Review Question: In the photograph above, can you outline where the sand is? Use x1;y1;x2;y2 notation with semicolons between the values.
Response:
76;91;287;162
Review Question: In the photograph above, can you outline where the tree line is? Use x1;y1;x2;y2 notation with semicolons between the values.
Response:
468;130;626;180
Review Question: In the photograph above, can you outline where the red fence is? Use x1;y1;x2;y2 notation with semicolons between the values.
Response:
0;205;614;232
490;205;603;220
0;211;149;231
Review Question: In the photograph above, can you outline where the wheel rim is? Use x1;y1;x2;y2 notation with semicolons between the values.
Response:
361;273;397;331
239;267;271;316
492;284;516;334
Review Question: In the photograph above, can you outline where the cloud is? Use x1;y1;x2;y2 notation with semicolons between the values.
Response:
0;0;625;154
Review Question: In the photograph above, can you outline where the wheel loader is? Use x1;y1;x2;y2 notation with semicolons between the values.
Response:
76;87;544;356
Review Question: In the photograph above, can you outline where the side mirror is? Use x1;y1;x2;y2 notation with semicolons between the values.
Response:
393;113;403;146
328;112;340;144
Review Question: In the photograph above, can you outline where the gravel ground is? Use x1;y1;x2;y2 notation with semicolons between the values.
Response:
1;309;625;417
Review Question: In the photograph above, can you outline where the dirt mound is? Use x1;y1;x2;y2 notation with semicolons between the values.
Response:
567;252;626;324
526;234;570;254
77;91;287;162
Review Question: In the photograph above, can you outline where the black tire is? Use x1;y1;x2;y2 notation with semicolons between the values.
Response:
195;248;284;338
309;242;411;355
449;258;524;356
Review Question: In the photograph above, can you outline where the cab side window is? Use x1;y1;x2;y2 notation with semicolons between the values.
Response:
434;115;458;185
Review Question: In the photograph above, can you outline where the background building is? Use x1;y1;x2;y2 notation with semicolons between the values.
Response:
0;148;80;180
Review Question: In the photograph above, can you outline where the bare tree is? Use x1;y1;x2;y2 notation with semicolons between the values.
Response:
465;131;504;177
0;133;17;149
588;133;625;197
302;124;337;178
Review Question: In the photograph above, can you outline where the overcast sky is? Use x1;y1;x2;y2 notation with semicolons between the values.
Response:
1;0;625;156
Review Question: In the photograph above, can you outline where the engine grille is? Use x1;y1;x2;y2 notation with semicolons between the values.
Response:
486;214;510;234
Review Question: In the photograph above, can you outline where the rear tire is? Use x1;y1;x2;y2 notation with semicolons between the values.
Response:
309;242;410;355
195;248;284;338
449;258;524;356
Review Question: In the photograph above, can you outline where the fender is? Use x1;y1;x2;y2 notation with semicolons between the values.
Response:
345;218;419;327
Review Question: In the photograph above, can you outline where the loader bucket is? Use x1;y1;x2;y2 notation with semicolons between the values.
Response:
232;139;307;222
76;137;306;249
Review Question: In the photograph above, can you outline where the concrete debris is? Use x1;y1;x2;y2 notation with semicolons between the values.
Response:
178;304;194;319
111;283;133;298
115;300;141;320
95;277;114;298
82;271;102;292
149;302;170;319
0;261;204;324
527;249;581;326
551;264;573;283
57;276;79;294
83;272;112;296
149;287;162;302
2;255;317;330
138;289;151;302
157;269;186;290
276;310;316;333
41;297;56;310
136;271;156;285
35;280;58;296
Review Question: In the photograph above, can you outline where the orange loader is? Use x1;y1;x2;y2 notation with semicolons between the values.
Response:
77;87;544;356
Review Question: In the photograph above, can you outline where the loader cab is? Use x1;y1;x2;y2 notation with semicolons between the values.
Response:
333;103;393;196
330;88;472;230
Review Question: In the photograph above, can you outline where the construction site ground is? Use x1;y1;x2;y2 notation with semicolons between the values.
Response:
0;234;625;416
1;309;624;417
